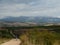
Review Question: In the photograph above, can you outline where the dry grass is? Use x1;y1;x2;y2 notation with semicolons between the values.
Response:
19;29;60;45
0;38;11;44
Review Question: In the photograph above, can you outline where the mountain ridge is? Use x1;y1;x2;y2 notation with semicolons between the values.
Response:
0;16;60;23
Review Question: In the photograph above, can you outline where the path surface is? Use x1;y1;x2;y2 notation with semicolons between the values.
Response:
1;39;21;45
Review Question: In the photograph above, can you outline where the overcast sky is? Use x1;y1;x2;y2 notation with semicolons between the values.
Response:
0;0;60;18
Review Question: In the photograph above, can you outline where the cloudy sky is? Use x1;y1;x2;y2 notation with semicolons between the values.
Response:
0;0;60;18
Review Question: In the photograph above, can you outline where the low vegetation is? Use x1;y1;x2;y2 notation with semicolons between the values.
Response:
20;28;60;45
0;38;11;44
0;26;60;45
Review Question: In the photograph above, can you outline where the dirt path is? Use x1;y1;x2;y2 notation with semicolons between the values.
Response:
1;39;21;45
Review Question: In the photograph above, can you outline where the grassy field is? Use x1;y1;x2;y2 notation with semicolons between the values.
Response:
20;28;60;45
0;26;60;45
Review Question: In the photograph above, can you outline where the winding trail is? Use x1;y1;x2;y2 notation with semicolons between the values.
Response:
1;39;21;45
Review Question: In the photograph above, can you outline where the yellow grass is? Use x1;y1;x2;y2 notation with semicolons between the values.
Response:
0;38;11;44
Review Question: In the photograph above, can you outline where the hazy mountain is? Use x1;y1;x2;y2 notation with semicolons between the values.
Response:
0;16;60;23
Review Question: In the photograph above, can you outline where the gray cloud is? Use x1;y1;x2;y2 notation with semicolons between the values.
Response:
0;0;60;18
0;0;39;4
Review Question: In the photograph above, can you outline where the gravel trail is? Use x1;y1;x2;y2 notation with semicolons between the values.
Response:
1;39;21;45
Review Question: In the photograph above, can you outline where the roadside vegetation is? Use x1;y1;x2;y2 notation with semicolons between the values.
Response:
0;26;60;45
19;26;60;45
0;30;13;44
0;38;11;44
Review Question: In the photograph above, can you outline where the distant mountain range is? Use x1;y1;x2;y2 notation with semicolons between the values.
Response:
0;16;60;23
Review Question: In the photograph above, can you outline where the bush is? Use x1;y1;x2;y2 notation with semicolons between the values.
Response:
20;28;60;45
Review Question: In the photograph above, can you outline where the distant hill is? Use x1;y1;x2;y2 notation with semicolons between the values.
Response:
0;16;60;23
